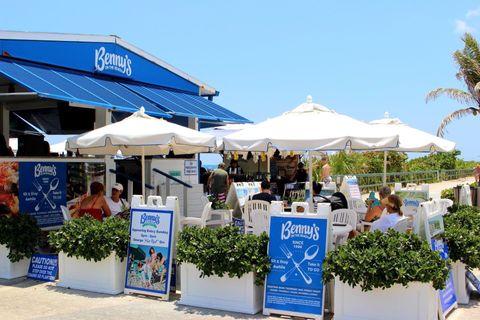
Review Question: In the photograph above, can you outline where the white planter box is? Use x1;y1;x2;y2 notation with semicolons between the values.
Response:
179;263;263;314
0;244;30;279
451;261;470;304
334;278;438;320
57;252;126;294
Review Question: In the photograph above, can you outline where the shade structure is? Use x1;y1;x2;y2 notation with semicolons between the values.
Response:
222;97;399;153
369;115;456;153
369;113;456;184
202;123;254;148
221;96;400;209
66;107;216;196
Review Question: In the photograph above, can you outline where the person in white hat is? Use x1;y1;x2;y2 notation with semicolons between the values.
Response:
106;183;129;216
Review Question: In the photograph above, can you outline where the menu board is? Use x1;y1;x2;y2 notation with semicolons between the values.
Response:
340;176;361;200
19;162;67;229
264;213;328;319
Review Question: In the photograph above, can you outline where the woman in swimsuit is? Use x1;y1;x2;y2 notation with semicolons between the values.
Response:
74;181;111;221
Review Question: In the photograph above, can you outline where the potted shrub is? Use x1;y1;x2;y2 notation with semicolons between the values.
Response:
444;206;480;304
0;214;41;279
49;216;129;294
323;230;449;320
177;226;270;314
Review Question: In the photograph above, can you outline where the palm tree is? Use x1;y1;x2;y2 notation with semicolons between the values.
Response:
426;33;480;137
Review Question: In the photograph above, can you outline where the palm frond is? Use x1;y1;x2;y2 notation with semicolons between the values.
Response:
425;88;474;104
463;33;480;62
437;107;478;137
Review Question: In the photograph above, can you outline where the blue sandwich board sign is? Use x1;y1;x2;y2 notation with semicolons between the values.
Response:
263;212;329;319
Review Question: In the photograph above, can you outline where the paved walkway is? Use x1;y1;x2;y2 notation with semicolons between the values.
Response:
0;177;478;319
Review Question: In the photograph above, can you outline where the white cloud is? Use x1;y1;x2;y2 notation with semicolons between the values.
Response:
467;7;480;18
456;20;475;34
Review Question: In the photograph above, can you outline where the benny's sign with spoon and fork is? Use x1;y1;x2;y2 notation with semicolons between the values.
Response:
19;161;66;229
264;211;329;320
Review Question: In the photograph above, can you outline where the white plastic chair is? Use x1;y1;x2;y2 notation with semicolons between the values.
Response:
331;209;357;247
251;210;270;235
61;205;71;221
393;217;410;233
243;200;271;234
180;202;230;228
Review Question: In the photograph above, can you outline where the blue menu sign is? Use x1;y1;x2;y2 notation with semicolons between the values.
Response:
19;162;66;229
264;214;328;319
431;239;457;317
27;254;58;282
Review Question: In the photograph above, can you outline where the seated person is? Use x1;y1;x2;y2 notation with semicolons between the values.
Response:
371;194;404;233
106;183;129;216
74;181;112;221
252;180;277;203
364;186;391;222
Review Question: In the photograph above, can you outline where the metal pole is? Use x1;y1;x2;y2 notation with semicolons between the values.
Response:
308;152;314;211
383;150;387;185
141;146;145;198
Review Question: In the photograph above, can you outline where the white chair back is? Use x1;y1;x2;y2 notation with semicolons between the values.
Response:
331;209;357;248
251;210;270;235
270;201;284;214
332;209;357;227
291;202;309;214
393;217;410;233
243;200;270;233
60;205;71;221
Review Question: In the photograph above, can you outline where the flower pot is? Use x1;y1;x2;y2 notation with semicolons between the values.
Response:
0;244;30;279
451;261;470;304
333;277;438;320
57;252;126;294
179;263;263;314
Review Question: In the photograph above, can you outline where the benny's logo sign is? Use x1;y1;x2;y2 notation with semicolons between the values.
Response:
95;47;132;76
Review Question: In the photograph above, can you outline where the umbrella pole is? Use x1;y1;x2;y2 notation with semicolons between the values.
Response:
308;152;314;211
383;150;387;185
142;146;145;199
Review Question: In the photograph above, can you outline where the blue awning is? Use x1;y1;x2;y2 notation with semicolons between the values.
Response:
122;83;251;123
0;57;171;118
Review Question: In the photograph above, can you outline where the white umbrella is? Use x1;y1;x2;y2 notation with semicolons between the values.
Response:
369;112;456;184
222;96;400;207
66;107;216;196
222;96;398;152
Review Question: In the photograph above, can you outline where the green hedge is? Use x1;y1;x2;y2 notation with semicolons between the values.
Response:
322;230;450;291
48;216;130;262
177;226;270;285
0;214;41;262
444;206;480;269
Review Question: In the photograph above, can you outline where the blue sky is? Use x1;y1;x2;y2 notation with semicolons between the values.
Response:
1;1;480;161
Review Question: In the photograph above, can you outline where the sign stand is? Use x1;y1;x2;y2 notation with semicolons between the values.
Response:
420;201;457;319
263;205;330;319
124;195;177;300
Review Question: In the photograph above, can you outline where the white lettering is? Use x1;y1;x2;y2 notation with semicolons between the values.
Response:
95;47;132;76
34;164;56;178
281;221;320;241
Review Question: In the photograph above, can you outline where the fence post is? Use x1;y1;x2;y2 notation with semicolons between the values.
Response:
437;170;440;182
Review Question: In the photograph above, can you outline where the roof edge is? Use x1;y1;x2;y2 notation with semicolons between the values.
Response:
0;30;217;96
